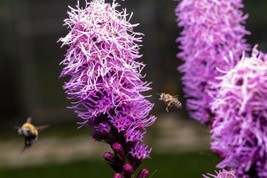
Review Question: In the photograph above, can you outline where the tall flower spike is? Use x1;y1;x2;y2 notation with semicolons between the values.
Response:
211;47;267;177
59;0;156;177
175;0;250;124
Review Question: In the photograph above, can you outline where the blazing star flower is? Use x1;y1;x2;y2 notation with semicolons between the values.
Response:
175;0;250;124
203;169;236;178
211;47;267;177
59;0;156;177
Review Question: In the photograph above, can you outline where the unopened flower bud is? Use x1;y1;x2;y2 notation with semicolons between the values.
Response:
123;163;134;176
137;169;149;178
113;173;124;178
112;143;125;159
103;152;116;163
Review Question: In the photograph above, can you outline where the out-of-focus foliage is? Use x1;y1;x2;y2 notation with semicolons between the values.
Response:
0;152;220;178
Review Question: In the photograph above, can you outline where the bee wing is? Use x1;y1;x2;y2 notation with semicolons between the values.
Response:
36;124;50;131
26;117;32;123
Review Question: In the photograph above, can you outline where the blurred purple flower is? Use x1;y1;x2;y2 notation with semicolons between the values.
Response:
203;169;236;178
59;0;155;177
211;47;267;177
175;0;250;124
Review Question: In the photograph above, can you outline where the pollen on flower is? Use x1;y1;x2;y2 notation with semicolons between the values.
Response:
211;46;267;177
175;0;250;124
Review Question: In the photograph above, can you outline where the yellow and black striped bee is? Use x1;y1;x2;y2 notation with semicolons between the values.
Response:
15;117;49;151
158;93;182;112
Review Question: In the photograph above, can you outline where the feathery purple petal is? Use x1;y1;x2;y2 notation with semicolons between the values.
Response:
211;47;267;177
203;169;236;178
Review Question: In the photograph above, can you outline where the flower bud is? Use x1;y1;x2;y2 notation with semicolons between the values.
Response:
112;143;125;160
113;173;124;178
123;163;134;176
137;169;149;178
103;152;116;163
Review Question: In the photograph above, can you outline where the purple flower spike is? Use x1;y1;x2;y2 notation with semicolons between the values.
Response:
175;0;250;124
211;47;267;177
203;169;236;178
59;0;156;177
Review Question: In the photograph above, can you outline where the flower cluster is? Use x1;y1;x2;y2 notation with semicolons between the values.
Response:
175;0;249;124
59;0;156;177
203;169;236;178
211;47;267;177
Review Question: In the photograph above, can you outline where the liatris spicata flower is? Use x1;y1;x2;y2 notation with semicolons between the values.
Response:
175;0;250;124
203;169;236;178
59;0;156;177
211;47;267;177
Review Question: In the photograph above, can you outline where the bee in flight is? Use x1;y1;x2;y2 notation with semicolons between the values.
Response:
15;117;49;152
158;93;182;112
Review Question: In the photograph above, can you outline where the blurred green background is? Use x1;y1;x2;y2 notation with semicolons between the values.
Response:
0;0;266;177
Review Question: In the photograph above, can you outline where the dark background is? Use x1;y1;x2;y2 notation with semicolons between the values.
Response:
0;0;181;127
0;0;266;127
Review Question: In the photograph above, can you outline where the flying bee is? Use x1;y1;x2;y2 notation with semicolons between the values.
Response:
158;93;182;112
15;117;49;152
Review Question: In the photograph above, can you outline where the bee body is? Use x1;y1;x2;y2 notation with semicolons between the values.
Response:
20;123;38;137
159;93;182;112
16;117;49;151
